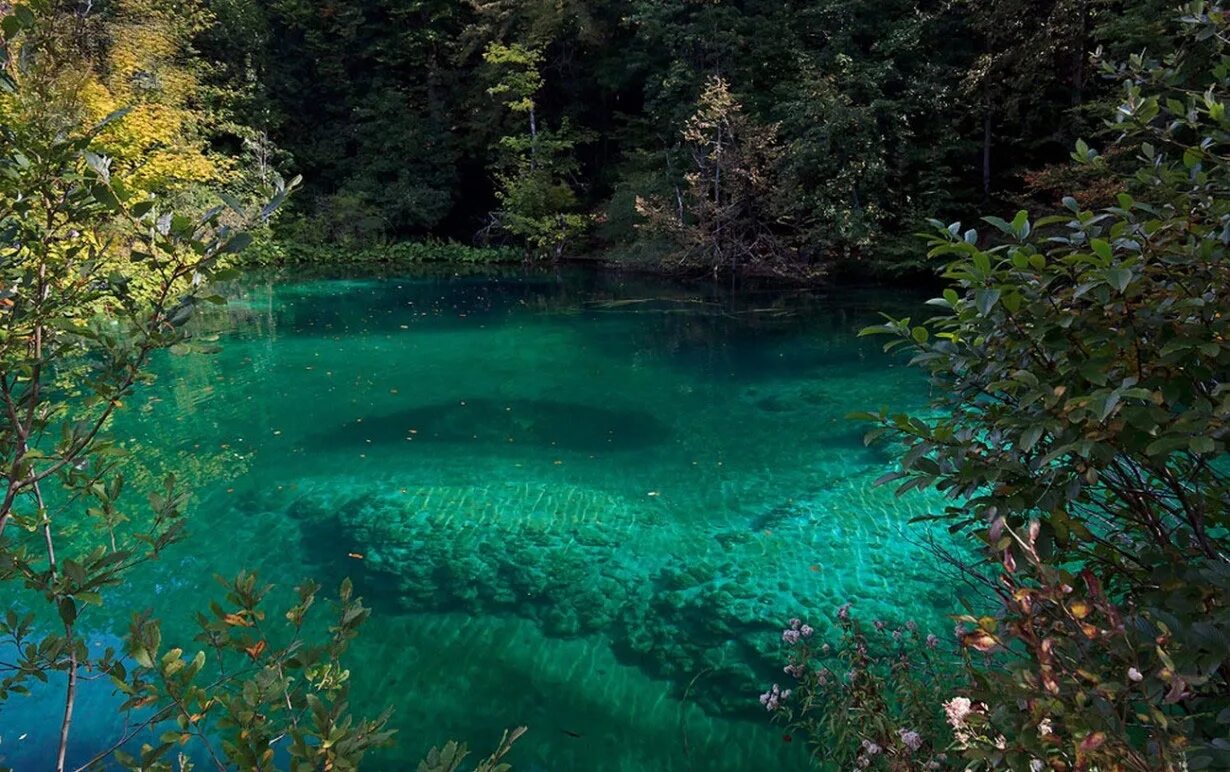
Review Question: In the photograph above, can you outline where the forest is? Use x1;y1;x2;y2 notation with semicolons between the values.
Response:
9;0;1186;274
2;1;1230;771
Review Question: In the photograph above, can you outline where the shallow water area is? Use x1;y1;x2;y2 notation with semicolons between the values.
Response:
1;266;952;770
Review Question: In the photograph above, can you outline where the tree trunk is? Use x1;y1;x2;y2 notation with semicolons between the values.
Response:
1070;0;1088;108
982;105;993;201
712;126;723;267
529;106;538;171
56;636;78;772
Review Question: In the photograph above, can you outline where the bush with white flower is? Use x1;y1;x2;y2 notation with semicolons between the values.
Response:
765;608;956;770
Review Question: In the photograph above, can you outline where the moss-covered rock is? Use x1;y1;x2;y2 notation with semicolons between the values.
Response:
287;482;804;717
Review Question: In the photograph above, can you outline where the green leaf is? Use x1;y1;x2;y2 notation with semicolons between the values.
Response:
1019;425;1045;453
1146;436;1188;456
58;598;77;626
975;288;1001;315
220;233;253;254
132;647;154;669
1107;267;1132;293
219;191;246;213
1;14;24;40
90;184;122;211
982;216;1014;237
13;5;35;28
1190;436;1215;454
89;107;132;135
1010;210;1030;238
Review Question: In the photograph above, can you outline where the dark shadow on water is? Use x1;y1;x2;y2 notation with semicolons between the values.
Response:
309;398;671;453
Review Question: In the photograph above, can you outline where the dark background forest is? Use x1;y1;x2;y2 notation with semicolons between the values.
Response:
37;0;1184;272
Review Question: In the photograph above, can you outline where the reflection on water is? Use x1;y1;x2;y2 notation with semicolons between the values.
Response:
0;266;952;771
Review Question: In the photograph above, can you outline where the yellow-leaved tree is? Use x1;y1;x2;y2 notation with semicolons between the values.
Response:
78;0;223;194
2;0;225;196
0;0;248;304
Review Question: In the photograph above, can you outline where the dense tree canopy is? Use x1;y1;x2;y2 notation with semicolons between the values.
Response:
20;0;1182;271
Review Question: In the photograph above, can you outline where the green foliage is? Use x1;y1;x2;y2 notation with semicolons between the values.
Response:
636;75;794;274
417;726;526;772
764;0;972;268
239;239;522;266
147;0;1192;274
0;8;518;770
239;0;465;242
851;6;1230;769
483;43;543;115
769;613;956;771
483;42;590;257
0;9;393;770
115;574;393;771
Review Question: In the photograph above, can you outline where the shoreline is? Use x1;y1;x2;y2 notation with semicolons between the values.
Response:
236;239;942;291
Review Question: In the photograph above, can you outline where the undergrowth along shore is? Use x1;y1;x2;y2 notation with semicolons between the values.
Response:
237;238;846;285
240;239;525;266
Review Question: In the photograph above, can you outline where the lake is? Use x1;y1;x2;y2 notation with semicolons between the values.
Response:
2;266;952;771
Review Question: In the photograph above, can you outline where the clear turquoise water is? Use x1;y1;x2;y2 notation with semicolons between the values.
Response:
1;267;953;770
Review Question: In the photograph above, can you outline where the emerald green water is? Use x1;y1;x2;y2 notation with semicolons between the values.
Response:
2;267;952;770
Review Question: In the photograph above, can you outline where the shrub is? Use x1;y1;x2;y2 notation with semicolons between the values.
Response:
236;239;523;267
840;6;1230;769
0;8;519;769
766;610;956;771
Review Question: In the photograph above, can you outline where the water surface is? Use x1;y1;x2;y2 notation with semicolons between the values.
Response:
2;266;951;770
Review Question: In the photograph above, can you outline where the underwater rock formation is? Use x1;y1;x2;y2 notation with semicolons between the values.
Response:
282;472;956;719
289;483;793;716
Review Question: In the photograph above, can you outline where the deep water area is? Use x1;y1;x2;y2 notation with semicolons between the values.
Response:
0;266;957;771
